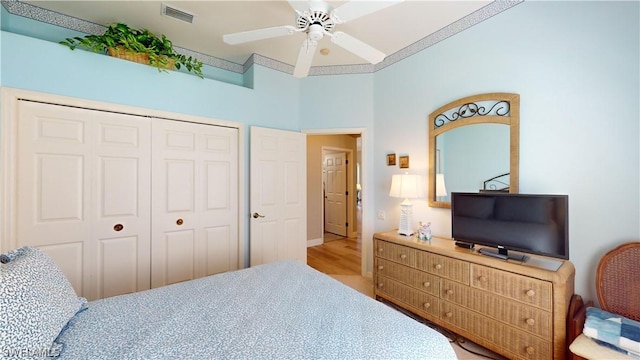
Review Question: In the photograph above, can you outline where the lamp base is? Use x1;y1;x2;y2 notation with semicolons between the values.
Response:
397;202;413;236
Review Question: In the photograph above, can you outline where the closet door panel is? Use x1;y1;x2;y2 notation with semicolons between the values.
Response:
38;242;84;295
98;236;139;299
164;230;196;285
92;113;151;300
205;225;231;275
151;121;200;287
17;100;151;300
200;127;238;274
17;102;92;297
151;121;238;288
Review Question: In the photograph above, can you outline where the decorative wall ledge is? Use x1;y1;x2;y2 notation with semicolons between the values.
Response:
2;0;522;77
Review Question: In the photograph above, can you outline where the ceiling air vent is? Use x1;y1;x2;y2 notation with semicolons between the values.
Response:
162;4;194;24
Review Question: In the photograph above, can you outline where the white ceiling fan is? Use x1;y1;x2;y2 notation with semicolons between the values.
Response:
223;0;403;78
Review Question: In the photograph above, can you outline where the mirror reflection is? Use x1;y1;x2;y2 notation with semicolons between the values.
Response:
428;93;520;208
436;123;510;203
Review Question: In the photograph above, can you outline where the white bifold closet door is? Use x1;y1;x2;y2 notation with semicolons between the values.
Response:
15;100;239;301
150;120;238;288
17;100;152;301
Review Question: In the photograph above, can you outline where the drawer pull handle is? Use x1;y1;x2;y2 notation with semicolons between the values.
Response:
400;254;407;260
434;264;442;270
526;289;536;297
423;302;431;309
378;265;384;271
479;276;488;283
377;283;384;288
423;281;430;288
525;346;535;355
446;289;454;296
445;312;453;318
378;248;384;252
176;218;184;226
113;224;124;232
526;318;535;326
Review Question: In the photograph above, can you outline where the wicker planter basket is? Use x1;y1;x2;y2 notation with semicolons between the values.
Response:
107;46;175;70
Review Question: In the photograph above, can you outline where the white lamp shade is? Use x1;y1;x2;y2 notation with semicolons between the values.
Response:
436;173;447;197
389;174;425;199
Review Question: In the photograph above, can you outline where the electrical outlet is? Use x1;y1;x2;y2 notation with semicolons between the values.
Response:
377;210;385;220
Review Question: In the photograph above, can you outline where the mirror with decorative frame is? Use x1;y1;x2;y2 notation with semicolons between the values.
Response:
428;93;520;208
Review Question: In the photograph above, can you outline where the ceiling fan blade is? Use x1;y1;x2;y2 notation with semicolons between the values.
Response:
293;39;318;78
288;0;310;13
330;31;385;64
223;25;298;45
331;0;404;24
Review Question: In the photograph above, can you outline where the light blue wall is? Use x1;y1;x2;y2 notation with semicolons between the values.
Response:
1;1;638;302
374;0;639;301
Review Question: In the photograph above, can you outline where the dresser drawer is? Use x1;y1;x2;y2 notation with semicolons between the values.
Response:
374;239;416;267
375;258;440;296
440;279;551;338
440;302;552;360
471;264;552;310
375;276;440;318
416;251;470;285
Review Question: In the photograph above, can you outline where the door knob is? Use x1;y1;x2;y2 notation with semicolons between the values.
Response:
252;212;265;219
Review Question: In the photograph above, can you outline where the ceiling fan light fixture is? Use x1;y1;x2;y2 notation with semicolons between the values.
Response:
308;24;325;41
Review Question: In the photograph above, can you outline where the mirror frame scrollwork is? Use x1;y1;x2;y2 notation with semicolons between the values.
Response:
428;93;520;208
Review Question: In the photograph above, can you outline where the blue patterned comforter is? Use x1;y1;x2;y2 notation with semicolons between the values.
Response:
55;260;457;359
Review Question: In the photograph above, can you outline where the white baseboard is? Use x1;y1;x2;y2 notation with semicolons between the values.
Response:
307;238;323;247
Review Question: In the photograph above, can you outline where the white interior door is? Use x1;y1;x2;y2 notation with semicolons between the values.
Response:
323;152;347;237
151;120;238;288
16;100;151;301
250;126;306;266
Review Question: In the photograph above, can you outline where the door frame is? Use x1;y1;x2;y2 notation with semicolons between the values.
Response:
302;128;370;277
0;87;246;268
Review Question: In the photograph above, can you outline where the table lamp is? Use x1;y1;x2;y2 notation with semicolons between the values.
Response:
389;173;424;236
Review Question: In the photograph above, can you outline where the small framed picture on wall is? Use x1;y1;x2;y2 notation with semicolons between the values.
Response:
387;153;396;166
399;155;409;169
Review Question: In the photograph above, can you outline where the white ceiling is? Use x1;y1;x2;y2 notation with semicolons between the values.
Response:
21;0;499;71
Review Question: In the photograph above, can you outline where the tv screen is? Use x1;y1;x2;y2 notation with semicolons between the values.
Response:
451;192;569;260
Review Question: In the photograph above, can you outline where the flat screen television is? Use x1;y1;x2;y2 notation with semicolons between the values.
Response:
451;192;569;261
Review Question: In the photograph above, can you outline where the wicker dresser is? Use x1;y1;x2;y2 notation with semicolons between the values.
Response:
373;230;575;360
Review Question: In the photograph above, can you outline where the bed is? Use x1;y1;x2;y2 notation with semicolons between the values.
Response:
1;246;457;359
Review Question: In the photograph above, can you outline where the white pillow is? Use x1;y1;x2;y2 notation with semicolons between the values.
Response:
0;246;86;357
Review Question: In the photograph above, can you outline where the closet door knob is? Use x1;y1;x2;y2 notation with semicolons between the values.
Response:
176;218;184;225
114;224;124;232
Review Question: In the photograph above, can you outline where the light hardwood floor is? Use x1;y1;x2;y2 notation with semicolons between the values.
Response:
307;233;506;360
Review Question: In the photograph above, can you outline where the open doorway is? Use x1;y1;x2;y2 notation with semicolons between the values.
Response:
305;131;364;276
